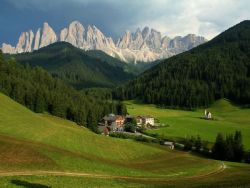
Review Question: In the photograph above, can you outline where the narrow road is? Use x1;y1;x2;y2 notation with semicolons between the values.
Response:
0;163;226;182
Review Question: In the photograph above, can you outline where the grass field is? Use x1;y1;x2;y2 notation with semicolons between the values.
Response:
0;93;250;187
0;162;250;187
125;100;250;149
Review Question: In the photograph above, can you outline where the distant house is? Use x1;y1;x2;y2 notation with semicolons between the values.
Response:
98;114;125;133
143;116;155;126
204;109;212;119
136;116;155;126
163;141;175;149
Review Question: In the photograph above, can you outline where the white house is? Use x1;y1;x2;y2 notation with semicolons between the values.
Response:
163;141;175;149
204;109;212;119
143;116;155;126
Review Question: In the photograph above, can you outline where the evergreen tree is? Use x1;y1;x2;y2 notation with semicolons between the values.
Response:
212;133;226;160
87;110;98;133
183;137;194;151
212;131;245;162
116;101;127;115
233;131;244;162
194;135;202;152
225;134;235;161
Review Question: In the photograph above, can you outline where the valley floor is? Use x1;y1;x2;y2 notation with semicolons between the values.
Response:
125;99;250;149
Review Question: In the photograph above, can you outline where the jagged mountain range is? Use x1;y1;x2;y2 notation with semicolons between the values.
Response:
115;20;250;108
1;21;207;63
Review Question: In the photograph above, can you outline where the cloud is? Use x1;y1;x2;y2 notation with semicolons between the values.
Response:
124;0;250;39
1;0;250;43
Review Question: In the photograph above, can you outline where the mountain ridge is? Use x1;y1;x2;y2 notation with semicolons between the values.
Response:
114;20;250;108
10;42;135;89
1;21;207;63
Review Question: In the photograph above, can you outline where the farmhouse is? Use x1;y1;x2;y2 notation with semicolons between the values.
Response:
99;114;155;134
98;114;125;133
136;116;155;126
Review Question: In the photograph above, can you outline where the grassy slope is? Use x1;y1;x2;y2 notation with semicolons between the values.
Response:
125;99;250;149
0;93;220;175
0;93;249;187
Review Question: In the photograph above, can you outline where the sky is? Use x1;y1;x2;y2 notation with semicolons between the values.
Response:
1;0;250;45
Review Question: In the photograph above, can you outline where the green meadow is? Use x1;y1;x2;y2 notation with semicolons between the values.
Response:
0;162;250;188
125;99;250;149
0;93;250;187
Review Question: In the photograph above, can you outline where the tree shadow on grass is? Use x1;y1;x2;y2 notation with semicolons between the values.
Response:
11;179;51;188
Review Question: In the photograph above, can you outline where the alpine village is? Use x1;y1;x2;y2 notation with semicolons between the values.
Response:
0;1;250;187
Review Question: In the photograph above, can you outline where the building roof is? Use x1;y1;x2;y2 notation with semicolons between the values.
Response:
103;114;125;122
163;141;174;145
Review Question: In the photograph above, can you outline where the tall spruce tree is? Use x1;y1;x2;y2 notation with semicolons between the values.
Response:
212;133;226;160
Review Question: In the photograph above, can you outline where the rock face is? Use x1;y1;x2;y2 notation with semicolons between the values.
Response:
1;21;207;63
34;28;41;50
15;30;34;53
1;43;16;54
60;21;85;47
39;22;57;48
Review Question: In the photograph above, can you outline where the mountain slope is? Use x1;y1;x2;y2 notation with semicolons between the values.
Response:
1;21;207;63
10;42;134;88
0;50;126;133
115;20;250;108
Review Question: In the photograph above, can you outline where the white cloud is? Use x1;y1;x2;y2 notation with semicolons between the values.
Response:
126;0;250;39
5;0;250;39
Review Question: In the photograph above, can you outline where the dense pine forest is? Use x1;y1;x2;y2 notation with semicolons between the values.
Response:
114;21;250;109
9;42;134;89
0;50;126;132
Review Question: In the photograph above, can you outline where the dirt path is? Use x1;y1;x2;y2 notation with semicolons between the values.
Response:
0;163;226;182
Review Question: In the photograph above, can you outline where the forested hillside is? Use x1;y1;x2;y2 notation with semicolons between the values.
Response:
9;42;134;89
0;50;126;132
114;21;250;109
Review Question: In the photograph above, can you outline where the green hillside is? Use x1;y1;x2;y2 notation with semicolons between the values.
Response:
0;93;250;187
115;20;250;108
10;42;134;89
0;51;124;132
0;93;222;185
125;99;250;148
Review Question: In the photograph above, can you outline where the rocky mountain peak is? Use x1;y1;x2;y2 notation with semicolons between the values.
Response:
1;21;207;63
39;22;57;48
15;30;34;53
34;28;41;50
60;20;85;47
142;26;150;39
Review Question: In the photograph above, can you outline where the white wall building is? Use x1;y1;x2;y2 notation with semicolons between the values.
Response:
142;117;155;126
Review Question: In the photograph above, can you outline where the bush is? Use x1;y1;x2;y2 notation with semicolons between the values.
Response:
183;137;194;151
124;123;136;133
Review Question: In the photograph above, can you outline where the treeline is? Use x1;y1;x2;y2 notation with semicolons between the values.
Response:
182;131;250;163
212;131;244;162
113;21;250;109
0;50;126;132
